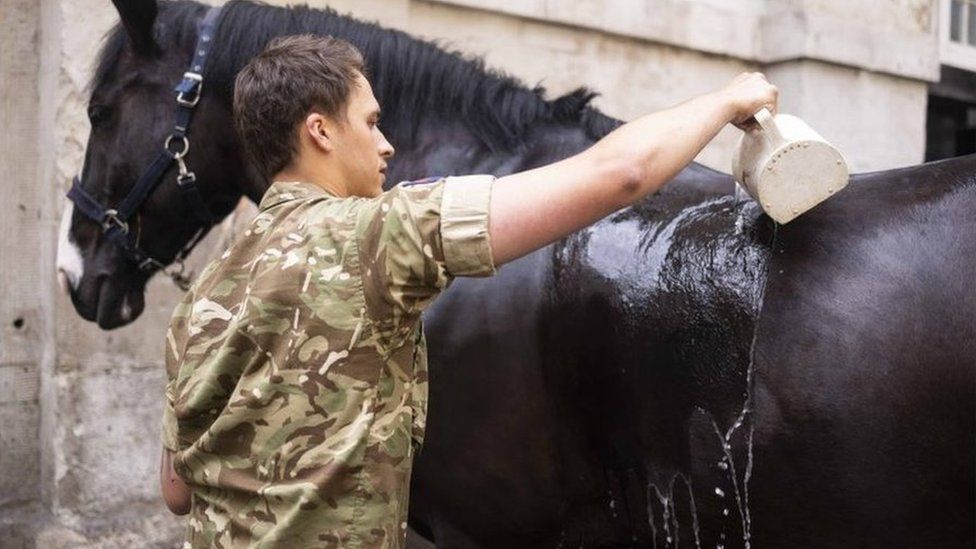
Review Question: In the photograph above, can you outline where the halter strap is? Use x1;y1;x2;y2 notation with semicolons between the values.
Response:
67;5;223;288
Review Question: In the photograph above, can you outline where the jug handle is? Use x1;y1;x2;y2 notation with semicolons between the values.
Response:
753;108;785;148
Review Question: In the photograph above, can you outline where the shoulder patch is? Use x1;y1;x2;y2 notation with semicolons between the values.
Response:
400;176;444;187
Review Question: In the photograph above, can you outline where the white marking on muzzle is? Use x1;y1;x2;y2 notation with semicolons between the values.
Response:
120;296;132;322
56;201;84;292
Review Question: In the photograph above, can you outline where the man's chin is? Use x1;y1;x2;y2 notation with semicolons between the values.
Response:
364;182;384;198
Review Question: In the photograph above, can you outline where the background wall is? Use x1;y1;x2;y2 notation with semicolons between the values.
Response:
0;0;947;546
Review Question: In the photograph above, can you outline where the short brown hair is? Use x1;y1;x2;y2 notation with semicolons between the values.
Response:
233;35;365;179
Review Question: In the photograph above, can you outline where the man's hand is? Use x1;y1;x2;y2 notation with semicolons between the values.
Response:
720;72;780;131
160;449;192;515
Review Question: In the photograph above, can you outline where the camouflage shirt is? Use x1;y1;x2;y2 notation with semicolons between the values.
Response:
162;175;495;548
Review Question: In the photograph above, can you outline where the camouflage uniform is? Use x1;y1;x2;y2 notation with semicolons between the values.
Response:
162;176;495;548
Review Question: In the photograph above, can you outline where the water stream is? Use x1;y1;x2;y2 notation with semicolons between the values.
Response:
642;195;777;549
732;183;750;234
709;203;777;549
648;473;702;549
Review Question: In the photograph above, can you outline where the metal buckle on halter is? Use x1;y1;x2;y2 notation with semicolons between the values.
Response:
167;135;197;186
177;171;197;186
101;209;129;234
164;134;190;158
176;72;203;107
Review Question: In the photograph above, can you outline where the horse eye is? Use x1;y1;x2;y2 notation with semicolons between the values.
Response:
87;104;110;126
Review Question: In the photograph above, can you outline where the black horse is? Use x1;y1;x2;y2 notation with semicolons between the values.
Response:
59;1;975;547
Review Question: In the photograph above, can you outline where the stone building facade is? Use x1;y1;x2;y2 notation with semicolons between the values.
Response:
0;0;972;546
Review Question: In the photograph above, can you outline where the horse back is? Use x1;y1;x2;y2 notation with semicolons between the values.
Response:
751;155;976;547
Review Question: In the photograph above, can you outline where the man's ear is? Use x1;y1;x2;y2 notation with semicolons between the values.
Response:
305;113;335;154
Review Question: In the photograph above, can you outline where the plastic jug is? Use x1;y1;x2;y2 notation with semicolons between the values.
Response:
731;108;849;224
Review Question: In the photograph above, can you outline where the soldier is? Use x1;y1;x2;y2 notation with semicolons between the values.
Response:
159;35;777;547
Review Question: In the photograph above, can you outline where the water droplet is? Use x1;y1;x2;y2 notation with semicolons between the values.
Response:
717;460;729;470
715;487;725;498
667;536;673;543
723;508;730;516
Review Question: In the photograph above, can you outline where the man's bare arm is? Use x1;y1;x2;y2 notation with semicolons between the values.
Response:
488;72;778;265
160;449;191;515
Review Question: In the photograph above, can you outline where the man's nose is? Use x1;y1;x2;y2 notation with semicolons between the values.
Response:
378;132;395;159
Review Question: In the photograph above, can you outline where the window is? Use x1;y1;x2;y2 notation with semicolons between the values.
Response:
926;66;976;161
941;0;976;71
950;0;976;45
925;96;976;160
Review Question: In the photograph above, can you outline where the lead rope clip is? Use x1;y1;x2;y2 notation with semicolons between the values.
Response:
164;258;193;291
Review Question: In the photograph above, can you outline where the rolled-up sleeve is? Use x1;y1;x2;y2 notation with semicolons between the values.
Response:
356;175;496;327
160;298;192;454
441;175;495;277
161;387;180;452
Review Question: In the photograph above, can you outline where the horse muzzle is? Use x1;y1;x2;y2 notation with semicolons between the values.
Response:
66;270;148;330
57;200;148;329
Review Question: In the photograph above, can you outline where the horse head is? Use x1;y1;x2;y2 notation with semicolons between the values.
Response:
57;0;254;329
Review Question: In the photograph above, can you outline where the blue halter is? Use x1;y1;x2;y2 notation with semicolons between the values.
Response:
66;6;223;290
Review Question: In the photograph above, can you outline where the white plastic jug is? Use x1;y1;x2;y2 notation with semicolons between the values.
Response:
731;108;849;224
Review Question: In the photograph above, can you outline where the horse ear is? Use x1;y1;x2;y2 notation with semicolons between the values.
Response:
111;0;158;55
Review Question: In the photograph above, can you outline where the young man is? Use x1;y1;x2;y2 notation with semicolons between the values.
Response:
160;35;777;547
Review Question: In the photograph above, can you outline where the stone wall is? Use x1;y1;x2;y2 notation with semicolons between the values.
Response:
0;0;939;546
412;0;939;171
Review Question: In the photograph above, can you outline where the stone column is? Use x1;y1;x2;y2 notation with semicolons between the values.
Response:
759;0;939;171
0;0;45;541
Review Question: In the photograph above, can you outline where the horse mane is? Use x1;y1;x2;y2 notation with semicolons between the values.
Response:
93;0;621;152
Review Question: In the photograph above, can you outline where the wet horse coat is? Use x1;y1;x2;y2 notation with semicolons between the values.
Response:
60;1;975;546
416;159;975;547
